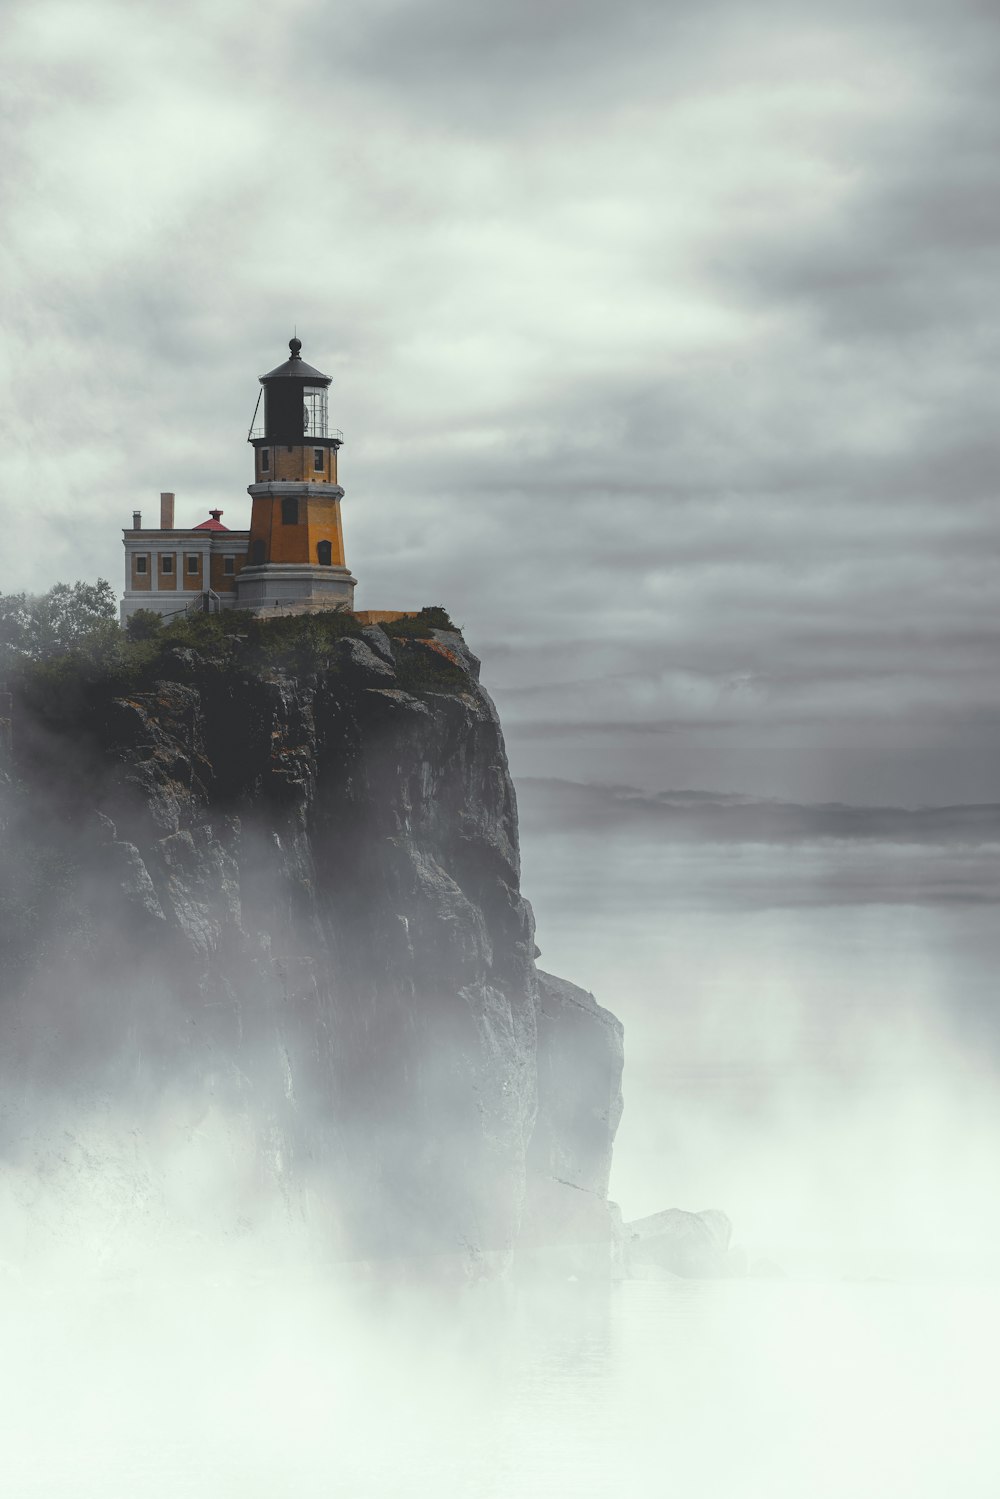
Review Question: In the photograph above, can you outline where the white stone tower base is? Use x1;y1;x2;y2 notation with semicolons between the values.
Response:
234;563;357;616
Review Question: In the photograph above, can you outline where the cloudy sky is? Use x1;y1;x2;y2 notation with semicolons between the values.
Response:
4;0;999;809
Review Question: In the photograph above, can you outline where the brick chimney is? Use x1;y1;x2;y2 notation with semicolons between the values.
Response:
132;510;142;530
160;491;175;528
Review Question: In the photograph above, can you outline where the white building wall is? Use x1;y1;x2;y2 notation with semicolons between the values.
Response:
121;529;250;623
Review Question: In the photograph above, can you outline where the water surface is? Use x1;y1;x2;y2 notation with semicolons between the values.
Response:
3;1275;996;1497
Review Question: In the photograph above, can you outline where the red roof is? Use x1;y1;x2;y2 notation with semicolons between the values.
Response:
194;509;229;532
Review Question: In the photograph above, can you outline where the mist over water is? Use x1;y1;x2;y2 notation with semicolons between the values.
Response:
5;1269;999;1496
4;760;999;1494
518;779;1000;1281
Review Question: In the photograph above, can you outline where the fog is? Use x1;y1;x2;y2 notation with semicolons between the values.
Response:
3;1238;999;1495
9;778;996;1282
518;778;1000;1281
3;757;1000;1493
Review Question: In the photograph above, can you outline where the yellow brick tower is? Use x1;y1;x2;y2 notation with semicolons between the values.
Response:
236;337;357;613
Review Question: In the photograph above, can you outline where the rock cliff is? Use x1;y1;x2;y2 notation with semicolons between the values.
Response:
0;618;623;1274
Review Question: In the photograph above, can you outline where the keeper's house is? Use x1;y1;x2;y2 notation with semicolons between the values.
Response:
122;497;249;621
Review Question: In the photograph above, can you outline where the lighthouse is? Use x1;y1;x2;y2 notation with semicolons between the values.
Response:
121;337;368;622
235;337;357;613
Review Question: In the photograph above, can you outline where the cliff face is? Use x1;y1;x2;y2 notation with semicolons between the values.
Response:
2;624;623;1272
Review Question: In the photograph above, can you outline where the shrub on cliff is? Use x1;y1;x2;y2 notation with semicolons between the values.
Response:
7;588;467;730
390;638;468;694
125;609;164;642
139;606;368;673
380;606;457;638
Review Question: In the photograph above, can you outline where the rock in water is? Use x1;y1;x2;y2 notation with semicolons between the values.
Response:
1;622;624;1275
624;1207;737;1278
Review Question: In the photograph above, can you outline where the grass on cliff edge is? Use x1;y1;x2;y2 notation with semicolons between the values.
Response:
10;606;465;725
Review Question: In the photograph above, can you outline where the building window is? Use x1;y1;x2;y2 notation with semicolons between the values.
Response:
161;554;174;574
251;539;265;566
135;555;148;575
186;555;199;575
223;556;235;576
261;449;270;471
314;448;324;471
281;496;298;525
317;540;332;566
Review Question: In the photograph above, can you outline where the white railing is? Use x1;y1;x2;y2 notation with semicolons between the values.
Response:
248;424;343;443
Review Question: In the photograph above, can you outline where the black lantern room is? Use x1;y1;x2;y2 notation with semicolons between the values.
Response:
249;337;343;449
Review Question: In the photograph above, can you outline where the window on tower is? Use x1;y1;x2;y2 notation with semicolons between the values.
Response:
135;555;148;575
261;449;270;471
317;540;332;566
251;540;265;565
314;448;324;471
302;387;328;437
281;496;299;525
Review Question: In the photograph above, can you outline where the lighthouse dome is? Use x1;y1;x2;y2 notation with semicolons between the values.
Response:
260;337;331;386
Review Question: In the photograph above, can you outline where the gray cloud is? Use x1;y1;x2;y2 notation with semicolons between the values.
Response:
518;777;1000;847
2;0;999;802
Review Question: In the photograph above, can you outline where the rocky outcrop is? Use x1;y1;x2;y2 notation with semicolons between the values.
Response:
624;1207;744;1279
518;971;625;1275
2;623;624;1274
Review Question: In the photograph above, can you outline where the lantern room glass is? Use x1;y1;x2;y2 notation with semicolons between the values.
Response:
303;386;328;437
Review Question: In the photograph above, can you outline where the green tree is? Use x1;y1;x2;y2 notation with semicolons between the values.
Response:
0;579;119;675
0;593;33;668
